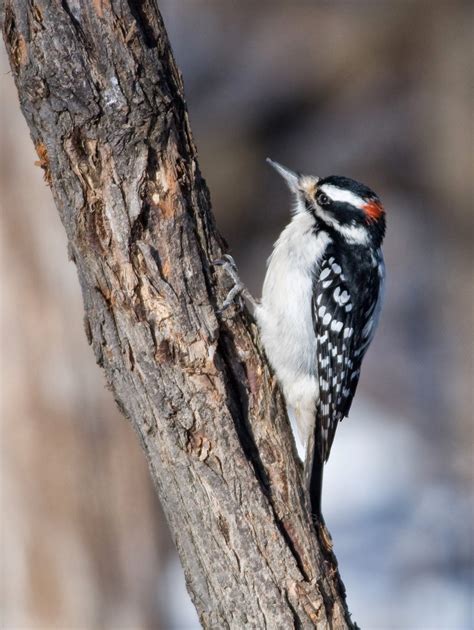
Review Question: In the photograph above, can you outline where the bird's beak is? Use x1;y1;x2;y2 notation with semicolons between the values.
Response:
266;158;300;192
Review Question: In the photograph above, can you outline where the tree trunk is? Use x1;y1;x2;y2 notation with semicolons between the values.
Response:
2;2;354;627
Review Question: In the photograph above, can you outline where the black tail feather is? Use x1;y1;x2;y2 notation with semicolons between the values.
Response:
309;447;324;520
305;426;325;521
305;425;335;553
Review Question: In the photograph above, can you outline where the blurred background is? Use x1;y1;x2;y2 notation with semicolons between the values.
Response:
1;1;472;628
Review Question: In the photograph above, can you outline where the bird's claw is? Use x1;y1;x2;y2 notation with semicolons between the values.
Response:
213;254;246;313
212;254;238;271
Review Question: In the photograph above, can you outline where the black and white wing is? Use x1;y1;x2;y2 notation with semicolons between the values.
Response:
312;247;384;462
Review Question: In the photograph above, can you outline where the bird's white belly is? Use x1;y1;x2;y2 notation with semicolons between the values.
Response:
255;214;330;454
258;267;317;383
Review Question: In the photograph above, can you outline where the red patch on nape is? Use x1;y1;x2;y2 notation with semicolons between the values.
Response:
363;199;384;222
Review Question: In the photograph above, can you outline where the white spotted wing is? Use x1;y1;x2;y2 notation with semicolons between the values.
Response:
312;247;382;461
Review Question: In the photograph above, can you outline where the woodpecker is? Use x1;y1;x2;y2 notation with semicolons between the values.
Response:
215;159;386;521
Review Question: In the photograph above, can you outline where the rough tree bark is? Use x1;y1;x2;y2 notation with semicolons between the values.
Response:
2;2;355;628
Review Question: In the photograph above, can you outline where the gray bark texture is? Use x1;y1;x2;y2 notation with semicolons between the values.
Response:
2;2;355;628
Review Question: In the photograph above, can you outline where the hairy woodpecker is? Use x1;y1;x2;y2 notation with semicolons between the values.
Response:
215;159;386;521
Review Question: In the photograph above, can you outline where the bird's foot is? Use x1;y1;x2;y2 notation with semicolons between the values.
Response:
213;254;258;313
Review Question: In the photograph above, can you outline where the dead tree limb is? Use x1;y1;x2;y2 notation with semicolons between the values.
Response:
2;2;354;627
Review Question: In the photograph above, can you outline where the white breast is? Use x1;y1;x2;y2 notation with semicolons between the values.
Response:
256;212;331;455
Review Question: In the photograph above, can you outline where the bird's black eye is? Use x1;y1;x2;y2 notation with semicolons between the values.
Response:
317;192;330;206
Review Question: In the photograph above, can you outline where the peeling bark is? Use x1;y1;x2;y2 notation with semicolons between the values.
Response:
2;2;355;628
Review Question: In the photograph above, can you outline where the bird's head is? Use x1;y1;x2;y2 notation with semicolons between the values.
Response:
267;158;386;247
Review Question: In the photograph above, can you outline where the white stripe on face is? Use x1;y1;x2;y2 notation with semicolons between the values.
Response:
316;208;370;244
320;184;365;209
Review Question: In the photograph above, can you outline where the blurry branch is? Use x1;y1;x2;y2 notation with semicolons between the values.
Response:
2;1;354;627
